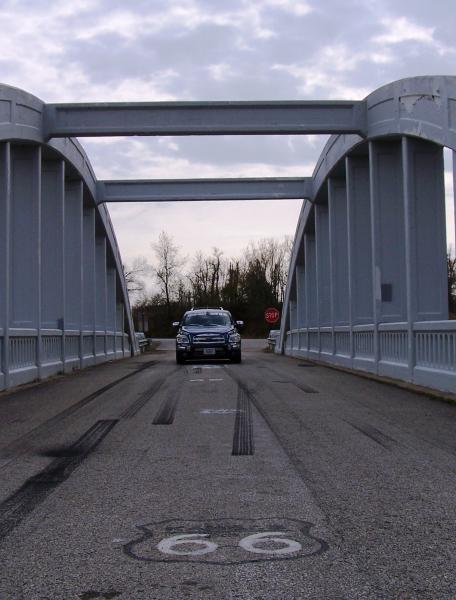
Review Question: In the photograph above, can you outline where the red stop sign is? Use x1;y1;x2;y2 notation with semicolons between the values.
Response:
265;307;280;324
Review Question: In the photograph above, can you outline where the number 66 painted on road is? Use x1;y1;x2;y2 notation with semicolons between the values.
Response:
157;531;302;556
123;518;329;565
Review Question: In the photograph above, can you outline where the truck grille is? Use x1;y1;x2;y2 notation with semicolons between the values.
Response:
193;334;225;345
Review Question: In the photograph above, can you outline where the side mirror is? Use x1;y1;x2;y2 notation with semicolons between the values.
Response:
236;320;244;327
172;321;180;327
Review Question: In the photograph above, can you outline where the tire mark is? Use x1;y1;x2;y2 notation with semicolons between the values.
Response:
344;420;397;450
226;369;315;482
0;419;117;542
232;385;254;456
271;380;318;394
294;382;318;394
252;356;319;394
1;361;156;460
120;372;172;419
152;386;181;425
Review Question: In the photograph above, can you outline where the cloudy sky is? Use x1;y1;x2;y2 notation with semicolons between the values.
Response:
1;0;455;288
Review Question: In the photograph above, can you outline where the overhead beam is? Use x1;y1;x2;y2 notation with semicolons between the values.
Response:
44;101;366;139
96;177;313;204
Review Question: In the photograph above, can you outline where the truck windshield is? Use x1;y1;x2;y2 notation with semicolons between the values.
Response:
183;312;232;327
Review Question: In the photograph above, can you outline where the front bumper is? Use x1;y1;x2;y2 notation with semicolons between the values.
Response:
176;343;241;359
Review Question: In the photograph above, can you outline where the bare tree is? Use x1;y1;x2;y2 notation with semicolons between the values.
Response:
187;247;224;306
123;256;152;294
244;236;292;303
152;231;185;314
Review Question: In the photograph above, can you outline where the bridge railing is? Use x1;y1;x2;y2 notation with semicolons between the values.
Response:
1;329;131;389
284;320;456;392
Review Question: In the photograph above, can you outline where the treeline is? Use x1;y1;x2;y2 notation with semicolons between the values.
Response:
130;232;292;337
128;236;456;338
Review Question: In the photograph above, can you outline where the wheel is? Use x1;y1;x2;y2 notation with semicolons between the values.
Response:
176;352;185;364
231;352;242;364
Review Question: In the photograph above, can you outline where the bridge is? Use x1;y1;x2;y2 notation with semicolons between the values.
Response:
0;75;455;394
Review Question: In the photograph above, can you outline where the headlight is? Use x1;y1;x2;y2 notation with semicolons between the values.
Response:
229;332;241;343
176;333;190;344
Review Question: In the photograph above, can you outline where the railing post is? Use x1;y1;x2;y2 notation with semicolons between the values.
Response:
95;236;107;362
369;142;380;373
315;203;331;356
296;254;306;354
65;180;83;371
403;137;416;383
304;231;317;356
0;143;11;390
346;154;373;370
41;159;65;377
82;206;96;366
329;176;350;364
403;136;448;382
369;140;408;376
106;265;117;358
9;146;41;387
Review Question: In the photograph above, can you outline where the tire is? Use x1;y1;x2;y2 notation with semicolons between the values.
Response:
176;352;185;364
231;352;242;364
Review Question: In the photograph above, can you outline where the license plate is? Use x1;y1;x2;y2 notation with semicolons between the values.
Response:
203;348;216;355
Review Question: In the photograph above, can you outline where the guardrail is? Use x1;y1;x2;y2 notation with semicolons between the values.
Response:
283;321;456;394
0;329;131;390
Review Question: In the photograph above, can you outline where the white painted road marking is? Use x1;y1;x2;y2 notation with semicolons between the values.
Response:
189;378;224;382
157;532;301;556
157;534;218;556
239;532;302;555
200;409;240;415
124;518;328;564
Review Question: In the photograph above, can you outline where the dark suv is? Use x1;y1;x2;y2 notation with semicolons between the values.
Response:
173;308;243;364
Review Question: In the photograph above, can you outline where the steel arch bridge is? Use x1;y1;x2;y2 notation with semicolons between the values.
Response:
0;76;455;393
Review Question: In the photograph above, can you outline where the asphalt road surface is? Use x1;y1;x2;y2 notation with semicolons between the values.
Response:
1;341;456;599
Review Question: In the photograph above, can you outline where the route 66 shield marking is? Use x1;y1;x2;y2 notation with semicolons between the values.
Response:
123;518;328;565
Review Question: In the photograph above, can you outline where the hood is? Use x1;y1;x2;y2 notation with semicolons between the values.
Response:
181;325;234;335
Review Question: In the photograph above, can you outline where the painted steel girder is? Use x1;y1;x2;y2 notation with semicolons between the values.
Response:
43;100;367;139
97;177;313;204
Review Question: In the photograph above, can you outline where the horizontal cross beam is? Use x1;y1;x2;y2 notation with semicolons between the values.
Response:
96;177;313;204
44;101;366;138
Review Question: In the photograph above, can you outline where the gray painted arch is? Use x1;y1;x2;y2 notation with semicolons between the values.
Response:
311;76;456;201
280;76;456;393
0;83;138;391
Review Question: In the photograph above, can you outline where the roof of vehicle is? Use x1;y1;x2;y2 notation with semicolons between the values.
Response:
190;306;226;311
185;307;230;314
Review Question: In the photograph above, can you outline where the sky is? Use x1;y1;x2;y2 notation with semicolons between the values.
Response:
1;0;455;293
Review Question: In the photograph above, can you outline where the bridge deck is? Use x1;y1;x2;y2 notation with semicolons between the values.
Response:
0;344;455;599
